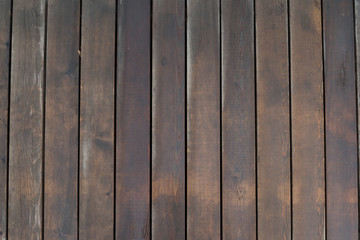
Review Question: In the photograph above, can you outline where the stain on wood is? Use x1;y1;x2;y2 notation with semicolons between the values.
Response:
152;0;185;239
256;0;291;239
187;0;221;239
8;0;46;239
323;0;358;239
44;0;80;239
79;0;115;239
116;0;151;239
290;0;325;239
222;0;256;239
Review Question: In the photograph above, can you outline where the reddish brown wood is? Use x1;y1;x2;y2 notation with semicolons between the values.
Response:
187;0;221;239
79;0;115;238
323;0;358;239
152;0;185;239
256;0;291;239
8;0;46;239
222;0;256;239
116;0;151;239
44;0;80;239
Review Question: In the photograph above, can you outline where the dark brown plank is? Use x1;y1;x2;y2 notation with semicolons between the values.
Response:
323;0;358;239
187;0;220;239
221;0;256;239
116;0;150;239
79;0;115;238
8;0;46;239
290;0;325;239
256;0;290;239
152;0;185;239
44;0;80;239
0;0;11;238
356;0;360;213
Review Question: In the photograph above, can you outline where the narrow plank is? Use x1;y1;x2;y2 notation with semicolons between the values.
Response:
8;0;46;239
79;0;115;238
187;0;220;239
116;0;150;239
0;0;11;238
355;1;360;226
152;0;185;239
221;0;256;239
290;0;325;239
323;0;358;239
44;0;80;239
256;0;291;239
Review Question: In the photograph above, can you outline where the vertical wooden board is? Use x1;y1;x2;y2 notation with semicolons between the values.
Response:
256;0;290;239
0;0;11;238
116;0;150;239
356;0;360;215
290;0;325;239
8;0;45;239
187;0;220;239
152;0;185;239
221;0;256;239
79;0;115;239
44;0;80;239
323;0;358;239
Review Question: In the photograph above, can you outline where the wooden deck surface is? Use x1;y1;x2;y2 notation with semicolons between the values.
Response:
0;0;360;239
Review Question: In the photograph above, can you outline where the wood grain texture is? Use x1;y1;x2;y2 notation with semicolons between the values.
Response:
44;0;80;239
221;0;256;239
187;0;220;239
152;0;185;239
116;0;150;239
323;0;358;239
8;0;46;239
355;0;360;221
0;0;11;238
256;0;291;239
290;0;325;239
79;0;115;238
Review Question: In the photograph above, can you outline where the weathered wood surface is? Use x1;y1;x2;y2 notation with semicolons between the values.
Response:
79;0;115;239
1;1;360;239
323;0;358;239
222;0;256;239
256;0;291;239
290;0;325;239
44;0;80;239
187;0;221;239
8;0;46;239
116;0;151;239
152;0;185;239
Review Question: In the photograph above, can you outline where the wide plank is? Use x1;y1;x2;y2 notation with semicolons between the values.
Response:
79;0;115;238
116;0;151;239
0;0;11;238
290;0;325;239
152;0;185;239
8;0;46;239
323;0;358;239
187;0;221;239
44;0;80;239
256;0;291;239
222;0;256;239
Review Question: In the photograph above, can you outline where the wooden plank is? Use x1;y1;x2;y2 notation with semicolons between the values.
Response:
290;0;325;239
0;0;11;238
44;0;80;239
187;0;220;239
255;0;290;239
152;0;185;239
221;0;256;239
79;0;115;238
8;0;46;239
323;0;358;239
116;0;150;239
